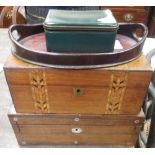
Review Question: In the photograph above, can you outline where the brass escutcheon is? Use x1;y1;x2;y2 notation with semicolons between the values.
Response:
123;13;134;22
73;88;84;97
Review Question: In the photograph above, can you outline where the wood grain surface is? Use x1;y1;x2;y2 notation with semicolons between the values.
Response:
4;54;152;115
100;6;150;24
8;106;144;147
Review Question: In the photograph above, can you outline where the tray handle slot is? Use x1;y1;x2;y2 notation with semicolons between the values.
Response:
118;23;148;42
9;24;43;42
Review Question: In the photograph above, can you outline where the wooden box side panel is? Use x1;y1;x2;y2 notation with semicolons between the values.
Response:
18;126;139;147
8;117;23;145
8;118;142;147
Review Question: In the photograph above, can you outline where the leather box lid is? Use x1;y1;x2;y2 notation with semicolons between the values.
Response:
43;9;119;31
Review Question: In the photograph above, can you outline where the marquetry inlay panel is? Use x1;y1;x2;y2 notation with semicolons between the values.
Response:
106;71;128;114
29;69;50;113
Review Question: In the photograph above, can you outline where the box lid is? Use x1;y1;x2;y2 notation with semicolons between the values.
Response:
43;9;118;31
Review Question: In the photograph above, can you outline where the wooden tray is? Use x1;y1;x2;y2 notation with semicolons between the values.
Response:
8;23;148;69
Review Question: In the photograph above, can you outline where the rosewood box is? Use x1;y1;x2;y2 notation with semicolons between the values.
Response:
8;105;144;147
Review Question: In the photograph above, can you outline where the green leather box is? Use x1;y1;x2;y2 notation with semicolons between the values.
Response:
43;9;119;53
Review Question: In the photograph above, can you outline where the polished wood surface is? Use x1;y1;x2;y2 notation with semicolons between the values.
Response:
8;106;144;147
148;7;155;37
109;11;148;24
0;6;13;28
4;54;152;115
0;6;26;28
101;6;149;11
101;6;150;24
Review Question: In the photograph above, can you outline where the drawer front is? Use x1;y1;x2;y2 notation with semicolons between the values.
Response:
14;124;140;146
100;6;149;24
112;11;148;24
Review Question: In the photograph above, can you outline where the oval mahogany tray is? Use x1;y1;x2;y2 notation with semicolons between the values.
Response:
9;23;148;69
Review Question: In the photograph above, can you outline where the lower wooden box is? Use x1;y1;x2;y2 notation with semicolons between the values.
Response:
8;105;144;147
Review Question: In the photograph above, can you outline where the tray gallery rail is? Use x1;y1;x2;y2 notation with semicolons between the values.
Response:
8;23;148;69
